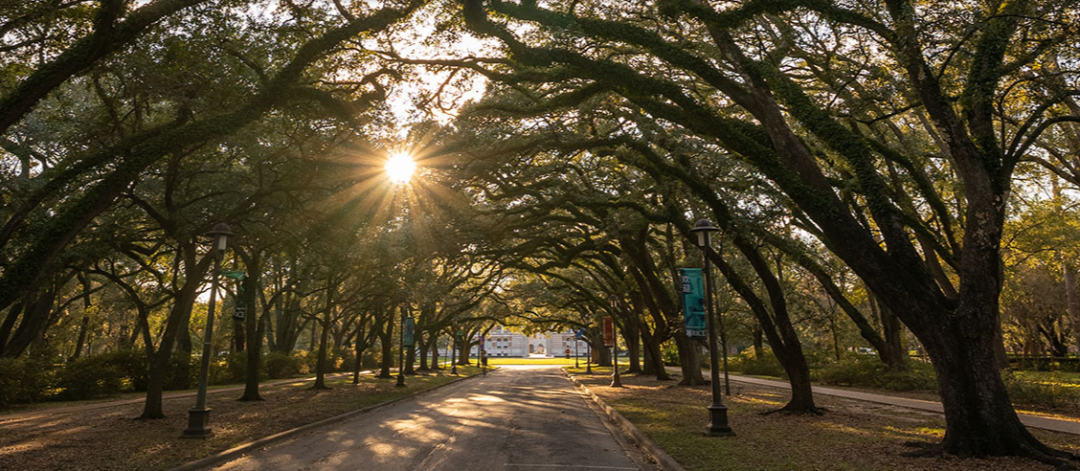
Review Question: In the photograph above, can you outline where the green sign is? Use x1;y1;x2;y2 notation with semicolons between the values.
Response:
404;316;415;346
455;330;463;339
221;270;246;280
679;268;707;338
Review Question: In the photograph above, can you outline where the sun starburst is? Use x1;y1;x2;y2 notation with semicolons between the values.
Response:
385;152;416;184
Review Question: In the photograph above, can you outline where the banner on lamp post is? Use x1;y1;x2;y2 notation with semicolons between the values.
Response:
679;268;707;338
602;317;614;347
403;316;415;346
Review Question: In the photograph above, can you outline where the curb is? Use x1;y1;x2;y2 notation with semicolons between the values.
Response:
563;370;686;471
168;371;485;471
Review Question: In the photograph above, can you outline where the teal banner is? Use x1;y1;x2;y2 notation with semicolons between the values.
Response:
679;268;707;338
404;316;415;346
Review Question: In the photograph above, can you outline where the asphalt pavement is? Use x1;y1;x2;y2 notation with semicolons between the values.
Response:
211;365;651;471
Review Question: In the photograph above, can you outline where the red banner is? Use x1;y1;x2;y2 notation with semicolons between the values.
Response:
603;317;614;347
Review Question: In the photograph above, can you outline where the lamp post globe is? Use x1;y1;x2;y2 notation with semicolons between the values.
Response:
183;223;233;439
690;219;718;248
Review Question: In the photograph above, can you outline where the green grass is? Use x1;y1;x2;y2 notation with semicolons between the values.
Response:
483;357;583;365
1012;370;1080;385
563;364;628;375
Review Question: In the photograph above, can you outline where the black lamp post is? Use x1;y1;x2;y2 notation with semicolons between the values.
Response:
183;223;233;439
691;219;734;436
586;328;593;375
575;333;580;369
451;329;459;375
608;294;623;388
396;302;407;387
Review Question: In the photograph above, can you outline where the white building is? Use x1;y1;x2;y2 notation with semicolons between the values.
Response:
453;325;588;357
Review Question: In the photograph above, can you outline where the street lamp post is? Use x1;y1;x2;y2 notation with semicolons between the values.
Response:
575;333;580;369
691;219;734;436
396;303;407;387
586;327;593;375
183;223;233;439
608;294;623;388
449;333;456;374
451;329;460;375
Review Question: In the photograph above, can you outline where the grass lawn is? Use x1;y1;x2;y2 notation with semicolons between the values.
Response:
484;357;580;365
1013;370;1080;386
566;368;1080;471
0;367;481;470
473;357;632;366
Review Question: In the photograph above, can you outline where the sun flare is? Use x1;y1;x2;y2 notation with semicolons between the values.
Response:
385;152;416;184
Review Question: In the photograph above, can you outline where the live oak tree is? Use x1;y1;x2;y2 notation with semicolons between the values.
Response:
1;0;426;416
0;0;424;321
453;0;1080;463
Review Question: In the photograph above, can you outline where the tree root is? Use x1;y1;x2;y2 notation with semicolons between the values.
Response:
677;379;708;387
760;405;826;416
899;441;940;457
1018;443;1080;470
901;440;1079;470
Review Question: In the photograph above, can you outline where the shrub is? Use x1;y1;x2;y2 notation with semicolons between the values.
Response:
729;350;787;378
226;351;248;383
1003;371;1080;409
330;352;346;372
360;350;378;370
266;351;308;379
336;349;355;373
802;349;839;370
818;356;937;392
661;343;681;366
105;350;149;391
0;357;56;407
298;350;320;373
163;353;196;390
206;356;231;385
56;355;125;400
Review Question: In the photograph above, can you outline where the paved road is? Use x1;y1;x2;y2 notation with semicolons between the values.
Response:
212;365;650;471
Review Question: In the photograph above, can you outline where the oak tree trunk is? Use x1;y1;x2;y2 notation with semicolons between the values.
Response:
675;332;706;386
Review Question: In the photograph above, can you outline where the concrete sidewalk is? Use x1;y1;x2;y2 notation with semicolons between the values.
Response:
724;373;1080;435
